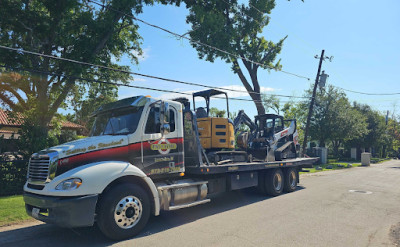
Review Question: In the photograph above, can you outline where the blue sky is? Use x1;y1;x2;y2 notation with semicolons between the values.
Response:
113;0;400;118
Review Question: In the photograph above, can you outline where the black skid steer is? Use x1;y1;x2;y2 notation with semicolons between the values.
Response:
234;110;299;162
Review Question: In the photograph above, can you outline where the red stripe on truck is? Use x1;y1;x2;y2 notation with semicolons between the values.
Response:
58;137;184;167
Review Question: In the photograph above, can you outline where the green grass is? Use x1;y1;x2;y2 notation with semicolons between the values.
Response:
301;157;393;174
0;195;31;226
300;162;362;174
371;157;391;164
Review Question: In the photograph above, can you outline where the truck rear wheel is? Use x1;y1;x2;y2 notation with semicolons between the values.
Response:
97;183;150;240
283;168;297;192
264;168;284;196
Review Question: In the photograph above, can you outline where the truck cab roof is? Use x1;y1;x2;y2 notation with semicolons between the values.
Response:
92;96;181;116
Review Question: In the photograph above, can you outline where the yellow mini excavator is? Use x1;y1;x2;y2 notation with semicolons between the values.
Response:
193;89;247;164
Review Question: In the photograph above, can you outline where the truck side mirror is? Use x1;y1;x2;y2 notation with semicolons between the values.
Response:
160;101;170;136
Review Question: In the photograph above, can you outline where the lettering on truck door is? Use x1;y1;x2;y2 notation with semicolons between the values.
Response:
141;105;184;176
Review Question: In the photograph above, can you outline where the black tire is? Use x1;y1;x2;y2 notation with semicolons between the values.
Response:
257;171;266;194
283;167;298;193
97;183;150;240
264;168;284;196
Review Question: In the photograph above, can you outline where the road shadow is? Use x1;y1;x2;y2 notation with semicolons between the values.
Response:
139;186;305;239
0;186;305;247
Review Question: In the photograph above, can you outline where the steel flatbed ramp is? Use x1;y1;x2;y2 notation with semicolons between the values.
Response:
185;157;319;175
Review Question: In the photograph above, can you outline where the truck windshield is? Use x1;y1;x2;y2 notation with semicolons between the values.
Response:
90;107;144;136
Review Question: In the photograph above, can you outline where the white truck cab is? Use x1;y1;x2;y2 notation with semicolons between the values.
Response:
23;96;199;239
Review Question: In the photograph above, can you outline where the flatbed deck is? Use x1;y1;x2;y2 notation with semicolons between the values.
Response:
186;157;319;175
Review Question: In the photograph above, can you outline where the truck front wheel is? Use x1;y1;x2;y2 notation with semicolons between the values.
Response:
97;183;150;240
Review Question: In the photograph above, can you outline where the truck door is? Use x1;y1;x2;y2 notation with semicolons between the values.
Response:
141;105;184;176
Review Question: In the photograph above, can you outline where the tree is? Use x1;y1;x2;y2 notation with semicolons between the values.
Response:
184;0;286;115
209;107;226;117
347;103;387;157
0;0;174;152
262;94;280;114
386;108;400;157
308;85;368;156
71;83;118;134
282;100;307;145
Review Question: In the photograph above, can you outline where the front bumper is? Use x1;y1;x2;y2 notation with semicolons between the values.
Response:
23;192;98;228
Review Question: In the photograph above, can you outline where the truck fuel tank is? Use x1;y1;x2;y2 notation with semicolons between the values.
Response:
156;179;209;211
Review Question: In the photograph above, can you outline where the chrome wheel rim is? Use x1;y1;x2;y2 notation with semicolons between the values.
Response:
289;171;296;188
114;196;142;229
273;172;282;191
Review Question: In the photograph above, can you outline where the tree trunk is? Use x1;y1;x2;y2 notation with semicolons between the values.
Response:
252;92;265;116
332;140;341;157
233;60;265;116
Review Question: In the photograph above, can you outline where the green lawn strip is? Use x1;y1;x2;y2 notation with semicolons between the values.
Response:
371;157;391;164
0;195;31;226
300;162;361;174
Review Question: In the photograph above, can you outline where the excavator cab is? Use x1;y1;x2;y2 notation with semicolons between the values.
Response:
193;89;235;150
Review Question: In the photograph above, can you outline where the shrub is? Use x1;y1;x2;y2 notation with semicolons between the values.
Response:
0;155;28;196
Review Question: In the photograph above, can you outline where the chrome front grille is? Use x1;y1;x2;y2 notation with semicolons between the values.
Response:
27;151;58;186
28;157;50;183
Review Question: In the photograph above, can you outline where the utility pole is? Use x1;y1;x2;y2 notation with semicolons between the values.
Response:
302;50;332;156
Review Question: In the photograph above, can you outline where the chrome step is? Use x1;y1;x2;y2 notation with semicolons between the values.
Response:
168;199;211;210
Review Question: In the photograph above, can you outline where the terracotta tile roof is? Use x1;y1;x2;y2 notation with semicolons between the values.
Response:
58;121;84;130
0;109;84;130
0;109;24;126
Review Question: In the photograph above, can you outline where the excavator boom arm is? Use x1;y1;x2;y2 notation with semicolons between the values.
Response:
233;110;257;133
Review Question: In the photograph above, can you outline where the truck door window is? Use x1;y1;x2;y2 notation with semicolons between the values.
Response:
145;107;161;134
145;107;176;134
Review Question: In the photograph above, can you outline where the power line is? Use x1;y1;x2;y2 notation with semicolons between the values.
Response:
0;44;308;99
321;81;400;97
0;64;282;104
214;1;400;98
230;2;399;98
0;64;191;96
336;86;400;96
87;0;311;81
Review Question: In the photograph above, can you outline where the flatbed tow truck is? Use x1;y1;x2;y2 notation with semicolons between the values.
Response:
23;93;318;240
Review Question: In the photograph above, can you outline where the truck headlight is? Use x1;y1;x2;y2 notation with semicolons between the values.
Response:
55;178;82;190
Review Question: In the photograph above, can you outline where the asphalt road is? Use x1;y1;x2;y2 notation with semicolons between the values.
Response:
1;160;400;247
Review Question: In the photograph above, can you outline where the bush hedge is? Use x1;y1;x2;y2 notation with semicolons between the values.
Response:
0;157;28;196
